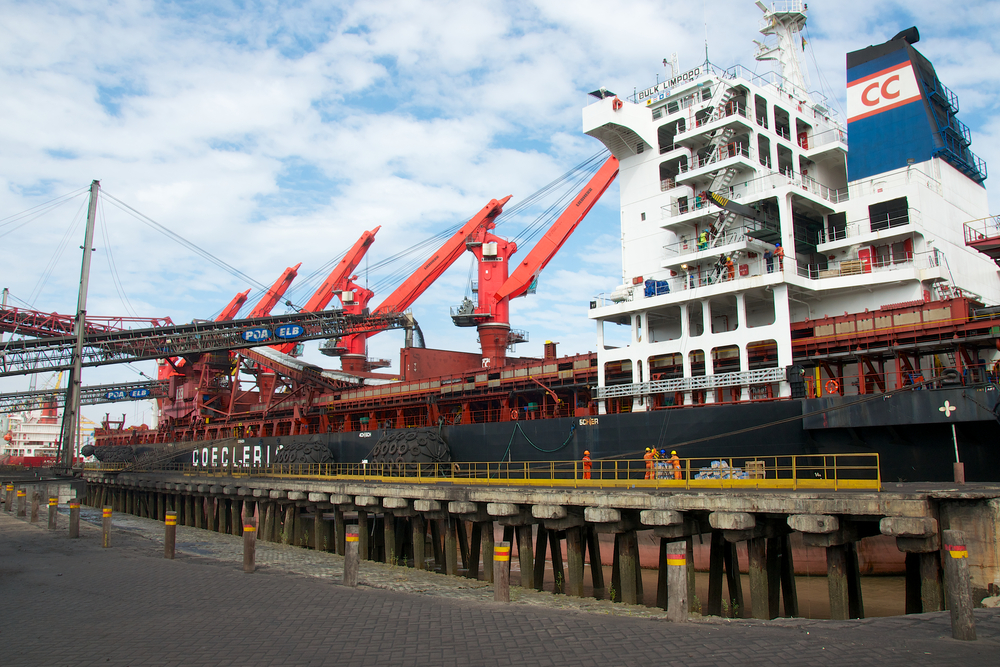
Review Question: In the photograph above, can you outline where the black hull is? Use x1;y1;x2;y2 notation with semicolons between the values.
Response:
186;385;1000;483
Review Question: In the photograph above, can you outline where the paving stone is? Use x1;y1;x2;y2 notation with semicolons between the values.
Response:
2;511;998;667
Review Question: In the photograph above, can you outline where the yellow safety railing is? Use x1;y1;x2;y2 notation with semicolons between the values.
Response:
81;453;881;491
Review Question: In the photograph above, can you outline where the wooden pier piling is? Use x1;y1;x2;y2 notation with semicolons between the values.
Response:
48;497;58;530
164;511;177;559
493;541;511;602
942;529;976;641
101;506;112;548
69;500;80;538
344;525;360;587
243;517;257;573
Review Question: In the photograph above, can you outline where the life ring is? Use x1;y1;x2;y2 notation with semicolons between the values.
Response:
612;97;623;111
825;379;839;394
511;409;519;421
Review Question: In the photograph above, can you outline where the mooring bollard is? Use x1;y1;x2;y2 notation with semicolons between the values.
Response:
101;506;112;548
17;489;26;517
666;540;689;622
494;541;511;603
164;511;177;559
69;500;80;538
243;517;257;573
4;484;12;512
30;491;41;523
344;525;360;587
941;529;977;641
48;497;58;530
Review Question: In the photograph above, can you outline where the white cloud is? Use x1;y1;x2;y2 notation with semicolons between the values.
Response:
1;0;998;425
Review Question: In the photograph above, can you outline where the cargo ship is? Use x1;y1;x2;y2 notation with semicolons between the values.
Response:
92;2;1000;482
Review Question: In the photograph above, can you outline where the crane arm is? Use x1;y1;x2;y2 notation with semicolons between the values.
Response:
298;227;380;314
271;228;379;355
492;156;618;303
216;289;251;321
249;263;302;318
374;196;512;315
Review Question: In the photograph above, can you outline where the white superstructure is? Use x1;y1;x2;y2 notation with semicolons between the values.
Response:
584;2;995;413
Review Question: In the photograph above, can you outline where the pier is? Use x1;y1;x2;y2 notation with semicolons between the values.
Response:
21;460;992;620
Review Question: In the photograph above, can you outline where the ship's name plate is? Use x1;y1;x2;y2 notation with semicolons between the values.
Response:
637;67;702;103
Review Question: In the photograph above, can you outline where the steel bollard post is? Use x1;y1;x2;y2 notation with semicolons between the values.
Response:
243;517;257;573
69;500;80;538
17;489;26;517
344;525;360;587
941;529;977;641
493;541;511;602
164;511;177;559
48;497;58;530
101;506;112;548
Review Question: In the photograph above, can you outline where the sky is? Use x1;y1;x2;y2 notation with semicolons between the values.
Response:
1;0;999;430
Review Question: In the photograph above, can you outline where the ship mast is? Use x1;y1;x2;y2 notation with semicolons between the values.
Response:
753;1;810;101
59;179;99;468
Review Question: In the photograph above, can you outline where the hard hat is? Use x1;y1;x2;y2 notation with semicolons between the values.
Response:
660;449;666;455
671;450;677;455
646;447;651;452
584;450;590;456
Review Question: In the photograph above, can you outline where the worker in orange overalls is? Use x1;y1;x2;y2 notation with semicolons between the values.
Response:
582;450;592;480
774;242;784;270
669;450;682;480
644;447;655;479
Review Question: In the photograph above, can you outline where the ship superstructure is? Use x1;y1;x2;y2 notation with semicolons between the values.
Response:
584;2;995;414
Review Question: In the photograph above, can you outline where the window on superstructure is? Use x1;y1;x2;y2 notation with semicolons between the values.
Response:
757;135;771;169
702;87;712;102
868;197;909;232
747;340;778;369
755;95;768;129
652;107;663;120
710;296;738;333
658;124;677;154
711;345;741;374
826;213;847;242
636;142;645;154
745;290;776;328
776;145;794;177
687;302;704;337
667;100;679;114
773;106;790;140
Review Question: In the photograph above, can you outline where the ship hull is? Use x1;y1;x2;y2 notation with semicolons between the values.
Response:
185;384;1000;483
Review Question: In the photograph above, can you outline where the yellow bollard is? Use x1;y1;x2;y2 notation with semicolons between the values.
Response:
102;506;112;548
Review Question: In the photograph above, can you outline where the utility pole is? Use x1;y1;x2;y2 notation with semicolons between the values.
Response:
59;180;100;468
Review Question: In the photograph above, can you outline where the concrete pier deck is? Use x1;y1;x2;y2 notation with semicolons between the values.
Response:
2;508;1000;666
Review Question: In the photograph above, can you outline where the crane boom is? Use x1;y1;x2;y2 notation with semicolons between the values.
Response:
249;263;301;318
493;156;618;303
374;196;512;315
217;289;251;321
273;227;380;355
299;227;380;314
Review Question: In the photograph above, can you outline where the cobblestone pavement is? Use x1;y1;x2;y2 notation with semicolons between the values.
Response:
1;510;998;666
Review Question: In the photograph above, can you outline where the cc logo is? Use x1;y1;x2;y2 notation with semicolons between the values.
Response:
861;74;900;107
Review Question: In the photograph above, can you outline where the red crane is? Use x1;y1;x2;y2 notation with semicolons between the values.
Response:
338;197;512;373
494;156;619;303
248;263;301;318
272;226;380;355
217;289;251;321
453;156;619;367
